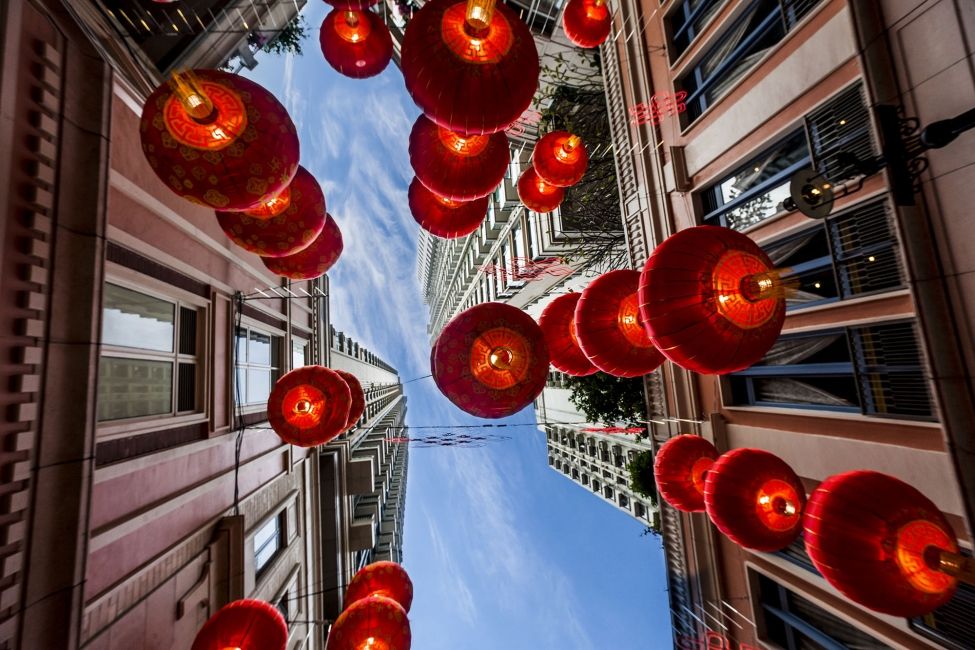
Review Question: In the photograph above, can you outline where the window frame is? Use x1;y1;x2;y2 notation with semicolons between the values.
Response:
666;0;728;62
234;320;284;411
253;509;288;579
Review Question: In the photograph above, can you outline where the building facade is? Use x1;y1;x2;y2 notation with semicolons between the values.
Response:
599;0;975;647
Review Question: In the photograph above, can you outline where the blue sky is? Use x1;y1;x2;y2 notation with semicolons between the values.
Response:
245;6;672;647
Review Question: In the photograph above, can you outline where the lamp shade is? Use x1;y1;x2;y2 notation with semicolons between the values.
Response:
346;561;414;612
575;270;664;377
320;9;393;78
517;167;564;214
654;435;718;513
803;471;959;617
532;131;588;187
262;213;344;280
326;595;411;650
408;177;488;239
561;0;611;48
432;302;549;418
334;369;365;432
140;69;299;211
537;293;597;376
401;0;539;135
215;166;326;258
409;114;510;201
191;599;287;650
638;225;786;375
704;448;805;551
267;365;352;447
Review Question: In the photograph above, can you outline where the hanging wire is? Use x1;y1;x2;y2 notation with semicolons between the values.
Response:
232;292;246;516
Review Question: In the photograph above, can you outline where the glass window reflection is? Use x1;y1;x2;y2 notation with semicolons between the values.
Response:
102;283;174;352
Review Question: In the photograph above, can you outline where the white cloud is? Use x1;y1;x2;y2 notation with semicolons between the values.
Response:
420;511;478;625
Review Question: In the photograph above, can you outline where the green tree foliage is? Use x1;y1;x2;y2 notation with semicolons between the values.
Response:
565;372;646;427
626;449;657;502
260;15;308;56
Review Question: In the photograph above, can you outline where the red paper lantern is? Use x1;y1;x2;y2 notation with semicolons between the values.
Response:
334;369;366;432
267;365;352;447
517;167;564;213
704;448;805;551
140;69;299;211
574;270;664;377
216;166;326;258
326;595;411;650
654;435;718;513
561;0;611;48
262;213;344;280
320;9;393;79
537;293;597;377
638;225;786;375
408;177;488;239
346;561;414;612
191;599;287;650
401;0;539;135
532;131;589;187
432;302;549;418
324;0;380;10
409;114;510;201
804;471;959;617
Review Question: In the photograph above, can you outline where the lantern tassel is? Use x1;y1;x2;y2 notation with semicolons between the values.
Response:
168;69;215;122
465;0;496;32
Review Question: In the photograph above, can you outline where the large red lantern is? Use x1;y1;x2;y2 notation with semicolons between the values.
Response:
408;177;488;239
215;166;326;258
401;0;539;135
324;0;379;9
561;0;611;48
638;225;786;375
267;365;352;447
532;131;588;187
326;595;411;650
320;9;393;79
654;435;718;513
140;69;299;211
704;448;805;551
409;115;510;201
191;599;287;650
517;167;564;213
262;213;344;280
537;293;597;376
574;270;664;377
804;471;963;617
334;369;365;431
346;562;414;612
432;302;549;418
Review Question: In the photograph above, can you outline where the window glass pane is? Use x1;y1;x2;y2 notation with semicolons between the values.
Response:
255;516;281;573
292;341;307;369
248;331;272;366
235;327;247;363
246;368;272;404
178;307;198;356
177;362;196;412
102;283;174;352
98;357;173;421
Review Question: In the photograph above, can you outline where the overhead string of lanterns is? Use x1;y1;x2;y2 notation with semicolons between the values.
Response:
653;435;975;619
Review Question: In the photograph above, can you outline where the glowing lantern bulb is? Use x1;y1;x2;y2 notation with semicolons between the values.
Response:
169;70;214;120
489;347;514;370
465;0;496;31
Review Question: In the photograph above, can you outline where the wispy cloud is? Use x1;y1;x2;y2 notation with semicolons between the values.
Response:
421;511;477;625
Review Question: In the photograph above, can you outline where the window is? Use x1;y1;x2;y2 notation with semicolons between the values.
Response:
754;572;891;649
505;0;560;36
235;325;281;406
666;0;726;60
292;339;307;369
254;512;284;575
678;0;824;124
98;282;201;422
728;321;935;419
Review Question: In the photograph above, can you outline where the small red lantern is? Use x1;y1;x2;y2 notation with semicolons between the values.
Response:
334;369;365;432
401;0;540;135
216;166;326;258
320;9;393;79
326;595;411;650
537;293;597;377
704;448;805;551
409;114;510;201
804;471;961;617
561;0;611;48
262;213;343;280
532;131;588;187
408;177;488;239
517;167;564;213
638;225;786;375
432;302;549;418
346;561;414;612
654;435;718;513
191;599;287;650
267;365;352;447
574;270;664;377
140;69;299;211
